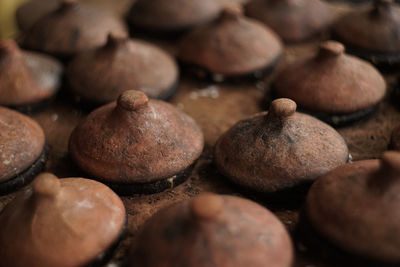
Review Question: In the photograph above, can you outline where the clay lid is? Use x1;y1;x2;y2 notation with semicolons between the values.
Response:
0;107;45;183
69;90;204;184
391;124;400;150
127;0;222;33
0;173;126;267
245;0;333;42
0;39;62;107
272;41;386;114
306;151;400;263
23;0;128;57
179;6;283;77
67;35;179;104
333;0;400;54
214;98;349;193
128;193;293;267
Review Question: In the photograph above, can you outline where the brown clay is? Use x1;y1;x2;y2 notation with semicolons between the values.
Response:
0;173;126;267
306;151;400;263
23;0;128;57
390;124;400;150
179;6;283;78
67;35;179;105
128;193;294;267
214;98;349;193
245;0;333;43
16;0;62;31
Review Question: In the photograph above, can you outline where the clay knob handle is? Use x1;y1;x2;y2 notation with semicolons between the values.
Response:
59;0;78;10
319;41;345;58
117;90;149;111
381;151;400;174
0;40;18;53
373;0;393;14
269;98;297;118
190;193;223;220
220;5;243;20
32;173;61;198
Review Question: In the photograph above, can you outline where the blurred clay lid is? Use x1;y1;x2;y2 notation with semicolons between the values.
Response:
128;193;294;267
67;35;179;105
69;90;204;185
245;0;333;42
0;173;126;267
272;41;386;114
23;0;128;57
178;6;283;77
391;124;400;150
214;98;349;193
306;151;400;263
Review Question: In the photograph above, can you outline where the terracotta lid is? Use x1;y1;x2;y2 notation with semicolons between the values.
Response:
69;90;204;189
0;173;126;267
23;0;128;57
67;35;179;105
390;124;400;150
0;39;62;108
178;6;283;78
214;98;349;193
272;41;386;115
245;0;333;42
306;151;400;263
127;0;222;34
128;193;294;267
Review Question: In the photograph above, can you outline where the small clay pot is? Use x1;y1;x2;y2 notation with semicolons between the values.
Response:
245;0;333;43
390;124;400;150
23;0;128;58
178;6;283;82
0;107;47;195
69;90;204;195
128;193;294;267
0;39;63;112
0;173;126;267
16;0;62;31
306;151;400;263
214;98;349;194
127;0;222;35
332;0;400;68
67;35;179;106
272;41;386;126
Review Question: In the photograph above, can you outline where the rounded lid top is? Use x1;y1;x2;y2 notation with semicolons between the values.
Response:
245;0;333;42
0;173;126;267
272;41;386;114
69;90;204;184
391;124;400;150
333;0;400;53
306;151;400;263
179;6;283;76
67;36;179;104
214;98;349;193
128;193;293;267
23;0;128;57
0;106;45;183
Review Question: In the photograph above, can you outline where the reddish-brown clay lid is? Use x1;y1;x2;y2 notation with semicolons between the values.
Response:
0;173;126;267
306;151;400;263
69;90;204;184
214;98;349;193
67;35;179;104
0;107;45;183
23;0;128;57
391;124;400;150
128;193;294;267
245;0;333;43
178;6;283;77
0;39;62;107
272;41;386;114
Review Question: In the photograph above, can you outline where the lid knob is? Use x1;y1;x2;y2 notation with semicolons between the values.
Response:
268;98;297;118
381;151;400;174
220;5;243;20
0;40;18;53
372;0;393;15
32;173;61;199
59;0;79;11
318;41;345;58
369;151;400;192
190;193;223;220
117;90;149;111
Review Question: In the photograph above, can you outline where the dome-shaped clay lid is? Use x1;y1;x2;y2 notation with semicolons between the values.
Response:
69;90;204;184
67;35;179;104
333;0;400;54
214;98;349;193
245;0;333;42
23;0;128;57
0;39;62;107
128;193;293;267
0;173;126;267
179;6;283;76
306;151;400;263
272;41;386;114
127;0;221;33
391;124;400;150
0;107;45;183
